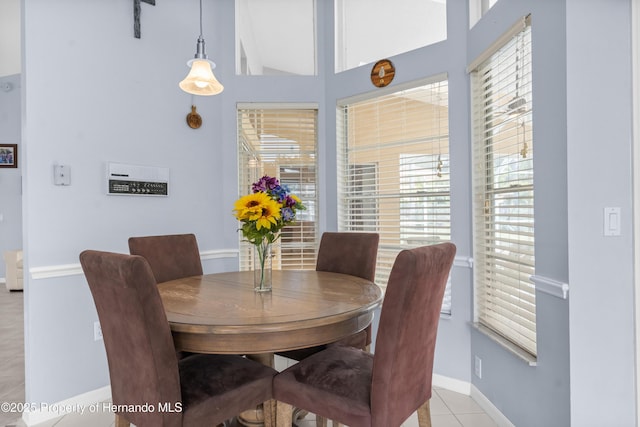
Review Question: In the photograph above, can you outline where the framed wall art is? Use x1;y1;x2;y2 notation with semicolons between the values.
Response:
0;144;17;168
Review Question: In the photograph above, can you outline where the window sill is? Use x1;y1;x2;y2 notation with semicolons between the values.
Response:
471;323;537;366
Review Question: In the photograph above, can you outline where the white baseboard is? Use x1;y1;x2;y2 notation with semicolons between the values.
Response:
22;385;111;426
433;374;514;427
432;373;472;395
470;384;516;427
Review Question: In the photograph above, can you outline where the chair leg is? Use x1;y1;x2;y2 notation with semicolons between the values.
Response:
263;399;276;427
417;400;432;427
332;422;344;427
315;415;328;426
276;401;294;427
115;414;130;427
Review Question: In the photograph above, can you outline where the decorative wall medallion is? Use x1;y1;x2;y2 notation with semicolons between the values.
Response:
186;105;202;129
370;59;395;88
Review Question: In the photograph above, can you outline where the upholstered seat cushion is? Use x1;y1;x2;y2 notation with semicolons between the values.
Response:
274;345;373;427
180;354;276;426
278;329;368;362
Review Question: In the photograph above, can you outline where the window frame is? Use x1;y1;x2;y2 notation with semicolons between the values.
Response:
470;17;536;357
336;76;452;313
237;103;319;271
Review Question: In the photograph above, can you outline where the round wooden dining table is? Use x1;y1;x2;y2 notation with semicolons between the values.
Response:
158;269;382;356
158;270;381;427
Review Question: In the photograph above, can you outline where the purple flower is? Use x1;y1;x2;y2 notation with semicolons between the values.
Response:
252;175;280;193
281;207;295;222
284;195;297;207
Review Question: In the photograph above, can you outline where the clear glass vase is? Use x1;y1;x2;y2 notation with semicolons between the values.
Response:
253;239;272;292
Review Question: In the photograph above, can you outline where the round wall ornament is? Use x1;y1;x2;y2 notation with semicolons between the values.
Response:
186;105;202;129
370;59;395;88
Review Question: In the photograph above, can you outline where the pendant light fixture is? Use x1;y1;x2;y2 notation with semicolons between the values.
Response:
179;0;224;96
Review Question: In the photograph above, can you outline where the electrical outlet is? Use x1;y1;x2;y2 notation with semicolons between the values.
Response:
94;321;103;341
474;355;482;378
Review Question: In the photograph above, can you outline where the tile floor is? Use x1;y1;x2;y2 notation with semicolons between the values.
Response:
0;288;25;427
0;288;499;427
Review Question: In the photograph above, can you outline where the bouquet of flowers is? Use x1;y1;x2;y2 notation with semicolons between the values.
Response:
234;175;305;244
233;175;305;290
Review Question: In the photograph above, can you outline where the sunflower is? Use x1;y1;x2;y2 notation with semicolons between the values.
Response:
234;191;282;231
233;192;273;221
254;198;282;230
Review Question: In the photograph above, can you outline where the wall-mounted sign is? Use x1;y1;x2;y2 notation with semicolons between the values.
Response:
106;162;169;196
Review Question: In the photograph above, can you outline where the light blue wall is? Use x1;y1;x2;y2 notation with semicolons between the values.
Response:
467;1;572;426
0;73;22;279
567;0;636;425
20;0;638;426
21;0;252;403
467;1;636;426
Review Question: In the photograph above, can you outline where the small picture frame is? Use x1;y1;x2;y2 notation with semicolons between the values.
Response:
0;144;17;168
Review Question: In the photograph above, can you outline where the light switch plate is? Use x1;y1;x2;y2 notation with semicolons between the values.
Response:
54;165;71;186
604;207;621;236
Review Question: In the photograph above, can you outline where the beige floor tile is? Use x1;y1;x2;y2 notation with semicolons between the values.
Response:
435;389;484;414
401;411;419;426
8;415;64;427
455;413;499;427
430;413;464;427
429;392;452;416
51;408;116;427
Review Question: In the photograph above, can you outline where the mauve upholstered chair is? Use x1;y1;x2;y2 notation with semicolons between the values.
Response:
276;232;379;362
80;250;277;427
128;234;203;284
273;243;456;427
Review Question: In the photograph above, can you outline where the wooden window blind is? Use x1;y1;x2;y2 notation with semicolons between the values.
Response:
470;19;536;356
237;104;318;271
337;78;452;313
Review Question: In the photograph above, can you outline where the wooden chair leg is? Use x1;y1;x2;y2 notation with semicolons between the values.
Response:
315;415;328;426
115;414;130;427
332;422;344;427
263;399;276;427
276;401;294;427
417;400;432;427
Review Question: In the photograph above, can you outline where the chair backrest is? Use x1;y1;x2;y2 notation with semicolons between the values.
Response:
128;233;203;283
315;232;379;281
79;250;182;427
370;243;456;427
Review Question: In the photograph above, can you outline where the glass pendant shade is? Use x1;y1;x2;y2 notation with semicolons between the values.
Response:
179;0;223;97
179;58;224;95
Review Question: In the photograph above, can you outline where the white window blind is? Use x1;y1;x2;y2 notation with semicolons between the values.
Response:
470;20;536;356
237;105;318;271
337;79;452;313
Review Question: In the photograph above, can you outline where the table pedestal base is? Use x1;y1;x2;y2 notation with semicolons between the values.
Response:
237;354;275;427
237;404;267;427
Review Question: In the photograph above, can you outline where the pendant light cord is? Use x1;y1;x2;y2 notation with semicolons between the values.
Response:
199;0;203;38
